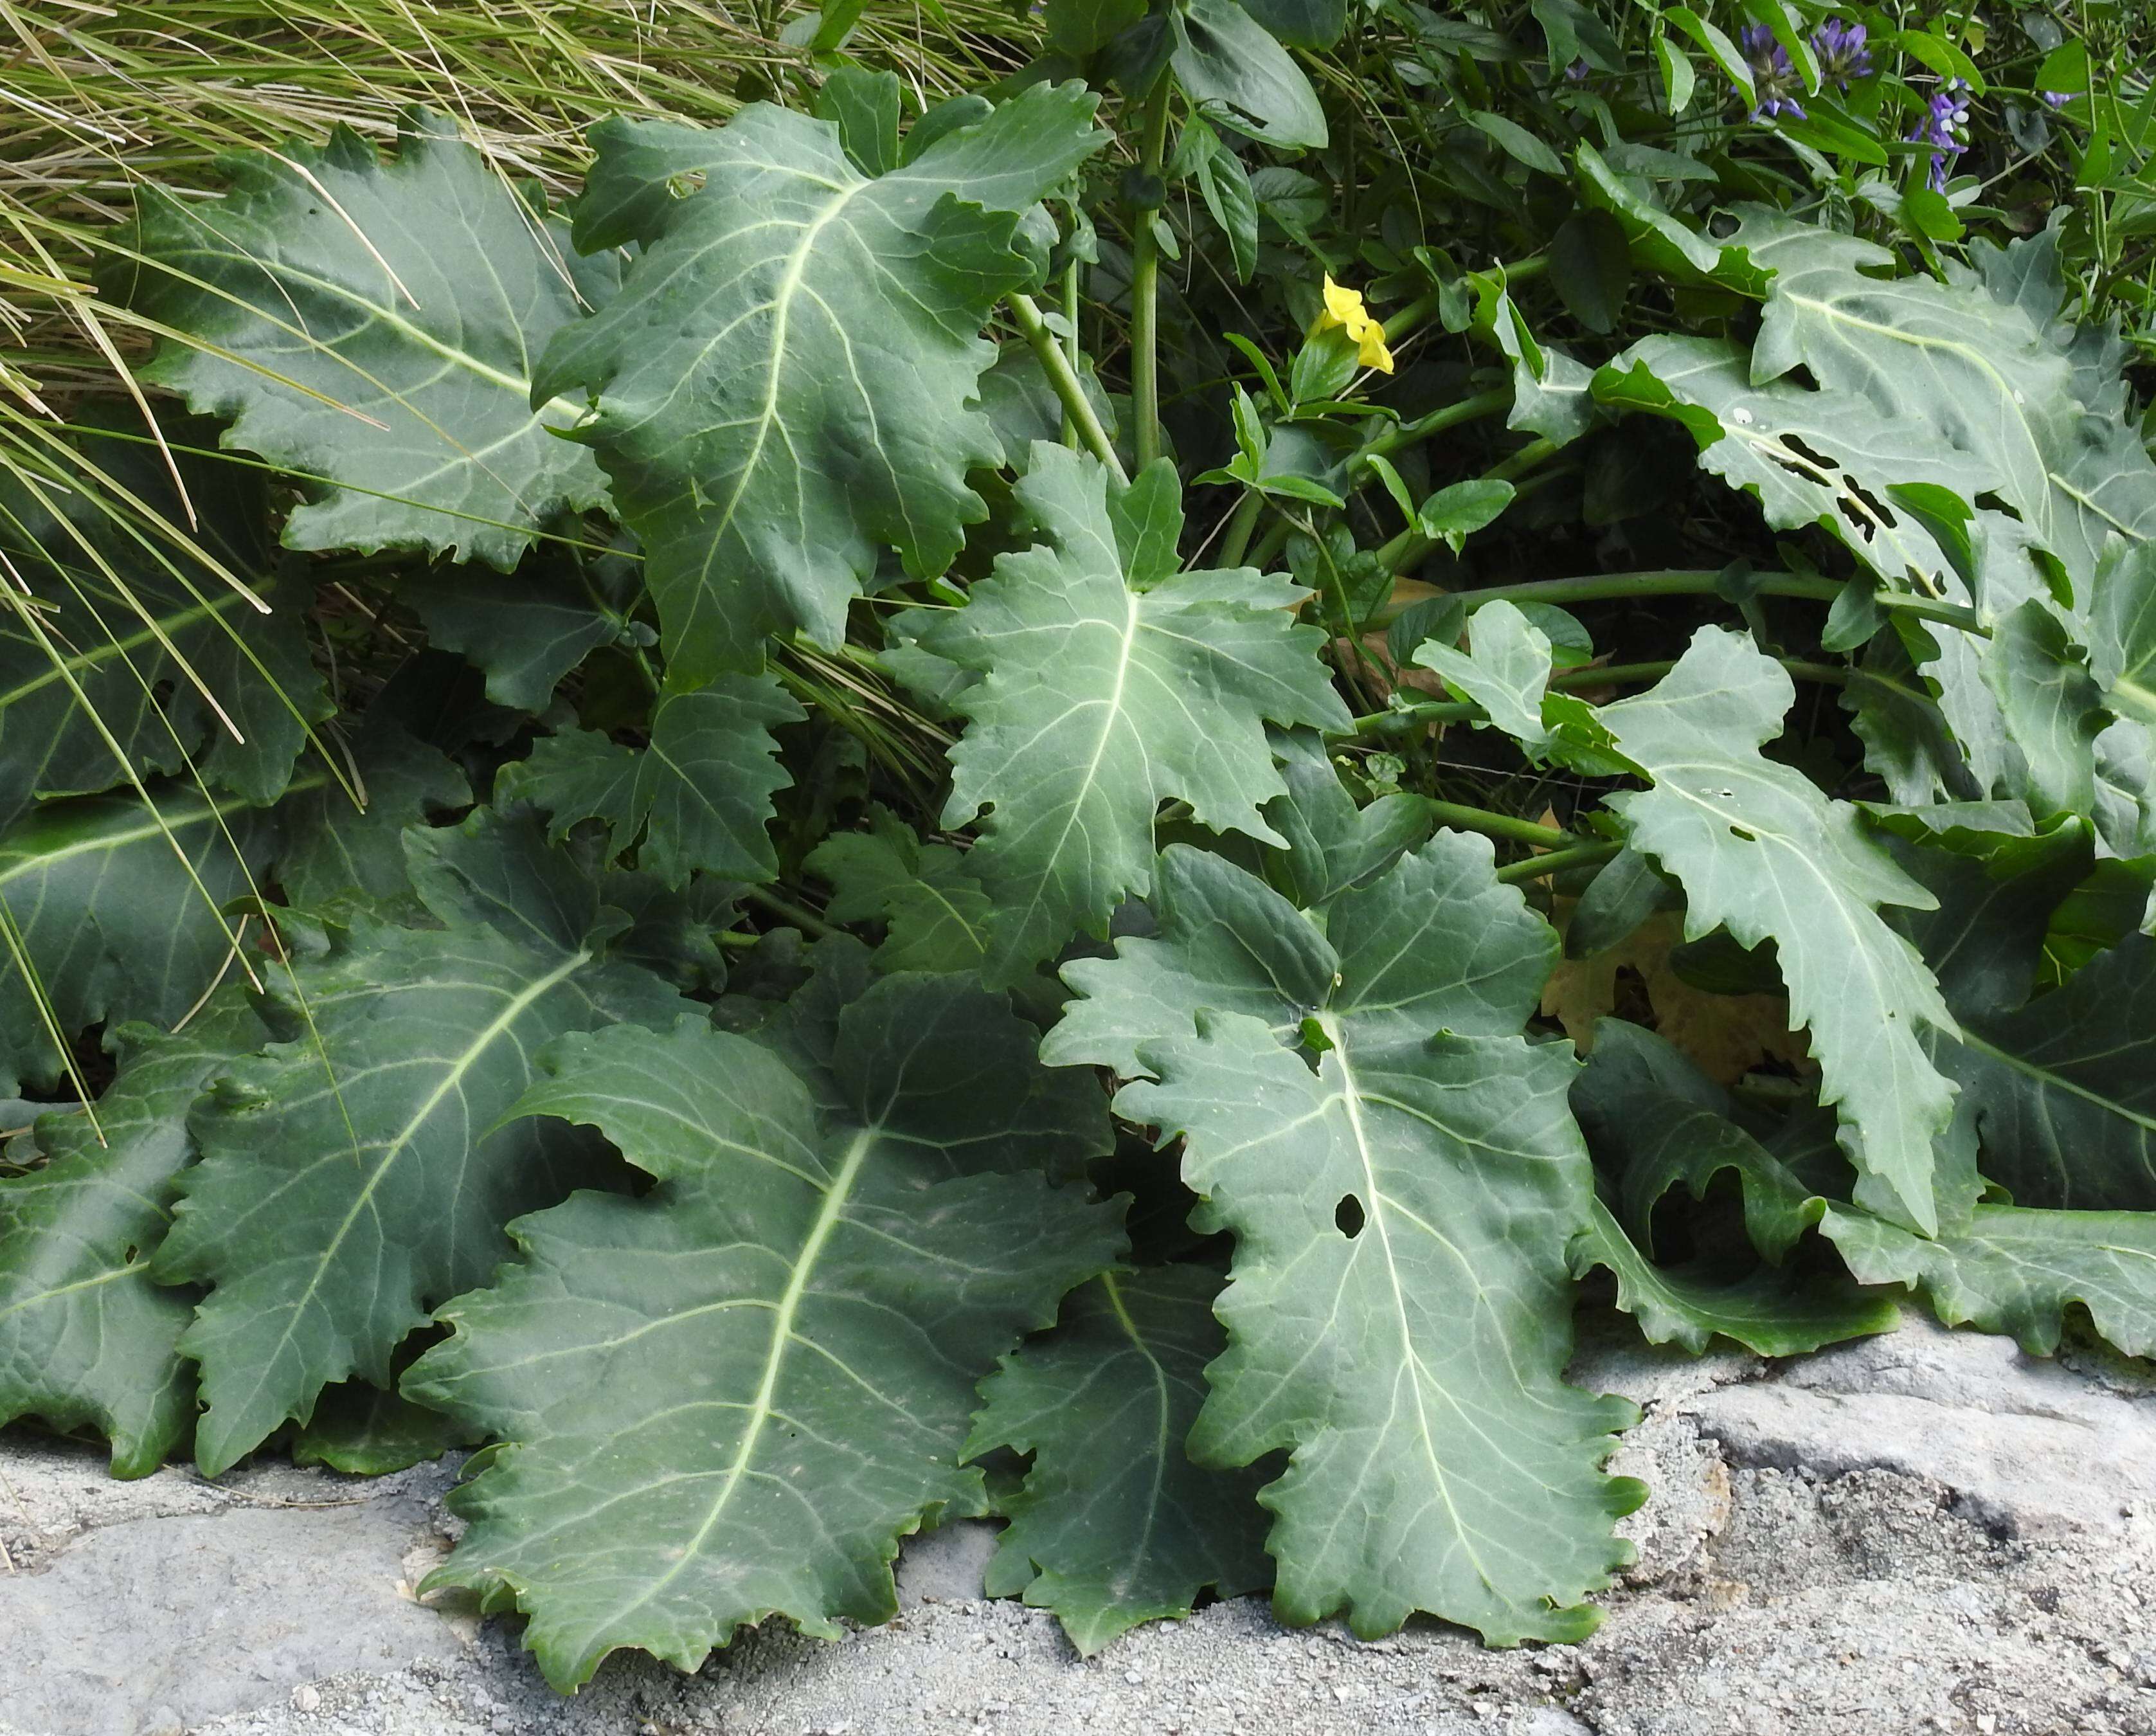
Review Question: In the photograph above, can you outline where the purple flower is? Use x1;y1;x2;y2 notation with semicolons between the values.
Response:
1810;18;1873;88
1738;23;1808;121
2042;89;2072;109
1907;78;1973;192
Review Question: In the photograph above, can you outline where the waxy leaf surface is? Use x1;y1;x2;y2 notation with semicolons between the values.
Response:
920;449;1349;984
153;819;688;1474
538;85;1104;678
0;991;265;1475
967;1266;1271;1654
120;111;618;568
1053;833;1639;1644
407;977;1118;1689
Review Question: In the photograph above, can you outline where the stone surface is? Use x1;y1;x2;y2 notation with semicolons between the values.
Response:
1;1305;2150;1736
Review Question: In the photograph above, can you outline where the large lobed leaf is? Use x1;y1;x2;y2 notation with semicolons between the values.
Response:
966;1265;1271;1655
1594;628;1959;1233
536;84;1105;680
151;813;689;1474
406;972;1119;1689
0;991;266;1476
919;448;1349;984
1050;833;1640;1645
118;111;619;568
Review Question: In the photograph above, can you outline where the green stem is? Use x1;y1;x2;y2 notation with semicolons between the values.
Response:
1495;840;1622;884
1356;387;1512;465
1345;656;1855;738
1059;257;1082;448
1008;292;1126;483
1369;568;1988;636
1373;439;1561;571
1419;799;1579;849
743;884;838;941
1218;490;1265;566
1128;79;1173;470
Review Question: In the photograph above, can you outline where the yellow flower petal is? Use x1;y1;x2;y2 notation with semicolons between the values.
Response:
1321;274;1366;333
1357;325;1394;374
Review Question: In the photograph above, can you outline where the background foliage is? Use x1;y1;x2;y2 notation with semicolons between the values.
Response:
5;0;2156;1693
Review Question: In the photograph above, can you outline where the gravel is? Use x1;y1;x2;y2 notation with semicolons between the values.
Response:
3;1305;2151;1736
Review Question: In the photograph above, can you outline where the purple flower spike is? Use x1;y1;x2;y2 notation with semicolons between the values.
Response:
1906;78;1974;193
2042;89;2072;109
1810;18;1873;89
1738;21;1808;123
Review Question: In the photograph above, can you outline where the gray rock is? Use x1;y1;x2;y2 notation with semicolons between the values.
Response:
0;1305;2150;1736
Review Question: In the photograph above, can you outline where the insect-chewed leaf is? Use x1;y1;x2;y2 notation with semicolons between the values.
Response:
1050;830;1641;1645
1594;628;1958;1233
0;782;284;1095
1737;210;2156;592
535;83;1106;680
496;674;804;886
918;448;1349;985
1825;1205;2156;1359
966;1266;1271;1655
150;812;691;1475
0;416;329;830
404;974;1120;1690
0;990;266;1476
116;110;618;569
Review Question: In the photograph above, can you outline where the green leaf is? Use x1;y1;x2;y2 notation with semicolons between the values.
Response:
1045;0;1148;57
917;448;1348;985
1412;599;1555;753
805;804;992;973
1825;1204;2156;1359
1574;143;1766;296
816;65;902;176
537;84;1106;681
1050;836;1641;1645
402;558;637;713
118;111;620;569
1467;110;1567;178
291;1377;483;1474
1590;629;1959;1233
1255;730;1428;909
1940;935;2156;1212
1738;210;2156;595
0;990;266;1476
0;782;283;1095
1572;1020;1838;1263
1186;119;1259;283
275;719;471;920
0;424;328;829
405;977;1119;1689
496;674;803;887
1237;0;1345;49
1414;477;1516;550
1171;0;1329;152
1547;210;1631;335
967;1267;1271;1654
1573;1198;1899;1357
150;814;690;1474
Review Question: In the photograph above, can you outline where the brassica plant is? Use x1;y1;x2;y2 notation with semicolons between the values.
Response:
3;0;2153;1694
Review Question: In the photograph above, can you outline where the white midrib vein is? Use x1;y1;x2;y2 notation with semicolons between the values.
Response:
1317;1014;1493;1594
210;945;592;1442
599;1123;877;1629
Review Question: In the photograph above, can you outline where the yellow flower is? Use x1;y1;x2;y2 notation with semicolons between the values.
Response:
1315;275;1395;374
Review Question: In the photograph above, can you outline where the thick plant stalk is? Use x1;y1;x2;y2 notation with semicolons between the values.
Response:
1009;293;1126;482
1127;80;1173;470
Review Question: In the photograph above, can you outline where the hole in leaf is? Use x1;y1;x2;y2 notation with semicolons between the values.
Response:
1334;1194;1366;1239
1729;825;1757;842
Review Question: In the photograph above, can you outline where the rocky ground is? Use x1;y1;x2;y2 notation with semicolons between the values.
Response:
4;1307;2153;1736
